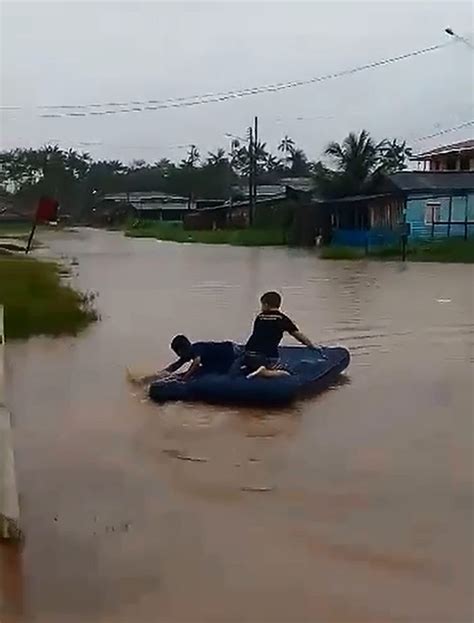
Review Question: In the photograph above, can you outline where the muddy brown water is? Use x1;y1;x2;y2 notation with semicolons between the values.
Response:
1;228;473;623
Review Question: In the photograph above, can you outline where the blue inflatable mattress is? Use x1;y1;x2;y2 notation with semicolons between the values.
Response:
149;346;350;407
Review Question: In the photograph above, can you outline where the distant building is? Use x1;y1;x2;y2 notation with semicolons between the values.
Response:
411;139;474;172
230;177;314;199
391;171;474;239
230;183;285;200
96;191;196;222
183;181;311;231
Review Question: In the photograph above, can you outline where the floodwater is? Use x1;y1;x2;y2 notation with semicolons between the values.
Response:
1;228;473;623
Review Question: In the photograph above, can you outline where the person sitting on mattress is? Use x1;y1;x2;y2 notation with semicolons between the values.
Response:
153;335;238;382
243;291;318;379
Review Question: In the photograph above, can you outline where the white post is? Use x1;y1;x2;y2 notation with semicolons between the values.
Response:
0;306;21;540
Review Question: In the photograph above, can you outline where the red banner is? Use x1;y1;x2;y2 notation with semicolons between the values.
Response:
35;196;59;223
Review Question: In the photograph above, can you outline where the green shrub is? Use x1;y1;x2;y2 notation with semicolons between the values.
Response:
321;238;474;263
125;221;287;246
0;258;98;339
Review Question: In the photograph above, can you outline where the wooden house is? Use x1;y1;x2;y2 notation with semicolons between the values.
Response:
323;171;474;246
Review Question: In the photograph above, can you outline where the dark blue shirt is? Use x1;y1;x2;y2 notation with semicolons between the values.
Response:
180;341;235;373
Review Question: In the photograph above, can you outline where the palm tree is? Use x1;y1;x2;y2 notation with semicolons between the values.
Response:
231;141;270;177
207;148;227;167
65;149;91;180
153;158;174;177
278;135;295;155
265;153;283;173
288;148;310;176
325;130;378;179
278;135;296;170
230;145;250;176
130;159;147;171
181;144;200;169
377;139;412;173
106;160;126;174
254;141;269;174
314;130;380;198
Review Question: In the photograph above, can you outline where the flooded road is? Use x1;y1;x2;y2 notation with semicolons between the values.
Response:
1;228;473;623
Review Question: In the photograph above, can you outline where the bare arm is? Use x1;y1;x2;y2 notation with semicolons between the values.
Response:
144;357;187;381
290;330;316;349
180;356;202;381
163;358;187;374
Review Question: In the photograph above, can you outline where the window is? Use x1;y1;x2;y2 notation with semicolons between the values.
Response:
460;156;470;171
445;157;457;171
424;203;441;225
433;160;441;171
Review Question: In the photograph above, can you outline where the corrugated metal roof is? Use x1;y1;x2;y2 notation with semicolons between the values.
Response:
318;193;391;205
103;192;189;202
388;171;474;192
281;177;314;192
193;194;287;213
231;184;284;196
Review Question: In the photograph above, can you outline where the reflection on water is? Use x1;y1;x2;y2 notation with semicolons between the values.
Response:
1;228;473;623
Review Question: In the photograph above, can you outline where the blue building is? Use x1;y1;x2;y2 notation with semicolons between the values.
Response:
390;172;474;240
325;171;474;247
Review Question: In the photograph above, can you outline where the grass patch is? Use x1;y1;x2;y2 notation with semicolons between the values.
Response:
0;223;31;237
125;220;288;246
320;246;367;260
0;243;25;253
406;238;474;263
0;256;98;339
321;238;474;263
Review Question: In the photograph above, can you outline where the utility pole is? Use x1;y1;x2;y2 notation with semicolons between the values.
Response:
253;116;259;213
248;126;254;226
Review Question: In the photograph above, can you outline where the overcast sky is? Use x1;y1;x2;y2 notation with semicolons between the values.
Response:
1;0;473;163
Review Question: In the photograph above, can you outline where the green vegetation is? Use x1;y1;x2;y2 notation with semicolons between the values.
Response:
0;257;98;339
0;242;25;254
0;223;31;237
1;130;412;224
320;238;474;263
314;130;411;199
0;137;314;222
125;220;288;246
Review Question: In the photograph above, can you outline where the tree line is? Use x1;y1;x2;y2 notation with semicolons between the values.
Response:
0;131;411;217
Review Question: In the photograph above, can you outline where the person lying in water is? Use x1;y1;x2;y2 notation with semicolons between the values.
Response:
134;335;239;385
241;290;321;379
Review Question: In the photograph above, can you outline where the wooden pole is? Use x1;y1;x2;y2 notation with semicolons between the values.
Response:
447;196;453;238
253;116;258;211
402;198;408;261
248;127;254;227
25;221;37;254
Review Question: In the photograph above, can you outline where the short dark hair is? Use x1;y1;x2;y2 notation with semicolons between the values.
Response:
260;291;281;308
171;334;191;354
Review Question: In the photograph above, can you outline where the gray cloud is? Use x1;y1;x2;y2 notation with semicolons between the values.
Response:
1;1;472;162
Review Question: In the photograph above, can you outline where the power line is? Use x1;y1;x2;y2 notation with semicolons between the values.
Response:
412;120;474;142
0;39;459;119
41;40;459;118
